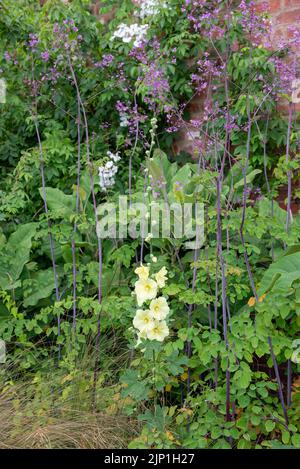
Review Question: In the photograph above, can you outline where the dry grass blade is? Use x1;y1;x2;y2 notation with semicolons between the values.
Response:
0;380;136;449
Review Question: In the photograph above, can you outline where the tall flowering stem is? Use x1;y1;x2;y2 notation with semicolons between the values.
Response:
33;114;61;357
30;56;61;360
67;56;103;408
71;83;82;330
285;101;294;408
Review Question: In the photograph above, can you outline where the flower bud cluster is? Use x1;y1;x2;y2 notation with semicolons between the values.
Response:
98;151;121;191
138;0;168;19
111;23;149;48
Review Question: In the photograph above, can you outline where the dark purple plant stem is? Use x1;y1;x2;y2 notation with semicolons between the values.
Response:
140;169;148;263
216;17;231;422
285;102;293;234
239;100;258;301
216;177;230;422
214;259;219;389
261;115;275;261
67;56;103;409
268;336;289;426
31;59;61;360
239;93;289;423
205;205;213;332
285;102;294;408
34;116;61;355
71;91;82;330
186;241;200;394
129;92;139;207
287;359;292;408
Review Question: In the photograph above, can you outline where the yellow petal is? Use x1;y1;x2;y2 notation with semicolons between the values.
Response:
258;293;266;303
248;297;256;307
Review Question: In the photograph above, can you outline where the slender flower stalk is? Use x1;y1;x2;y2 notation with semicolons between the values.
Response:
268;336;289;426
239;99;258;302
33;115;61;354
31;58;61;359
285;101;294;408
216;18;232;422
67;56;103;408
262;115;275;261
71;90;82;330
285;102;293;234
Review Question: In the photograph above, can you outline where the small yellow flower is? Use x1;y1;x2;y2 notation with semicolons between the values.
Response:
165;384;172;392
155;266;168;288
133;309;155;333
147;320;169;342
180;372;188;381
135;278;158;306
258;293;266;303
150;254;157;263
248;297;256;307
150;296;169;320
134;264;149;280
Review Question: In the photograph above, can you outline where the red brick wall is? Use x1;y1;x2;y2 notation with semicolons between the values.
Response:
91;0;299;156
256;0;300;45
173;0;300;155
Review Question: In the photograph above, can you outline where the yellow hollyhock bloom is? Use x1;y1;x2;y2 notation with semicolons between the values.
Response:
147;320;169;342
155;266;168;288
135;278;158;306
134;264;149;280
149;296;169;320
133;309;155;333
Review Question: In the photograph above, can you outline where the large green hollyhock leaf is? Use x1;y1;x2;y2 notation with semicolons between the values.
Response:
0;223;37;290
258;250;300;295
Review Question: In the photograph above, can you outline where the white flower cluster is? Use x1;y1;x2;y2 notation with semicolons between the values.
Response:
120;114;129;127
132;263;170;343
138;0;167;19
98;151;121;191
111;23;149;48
